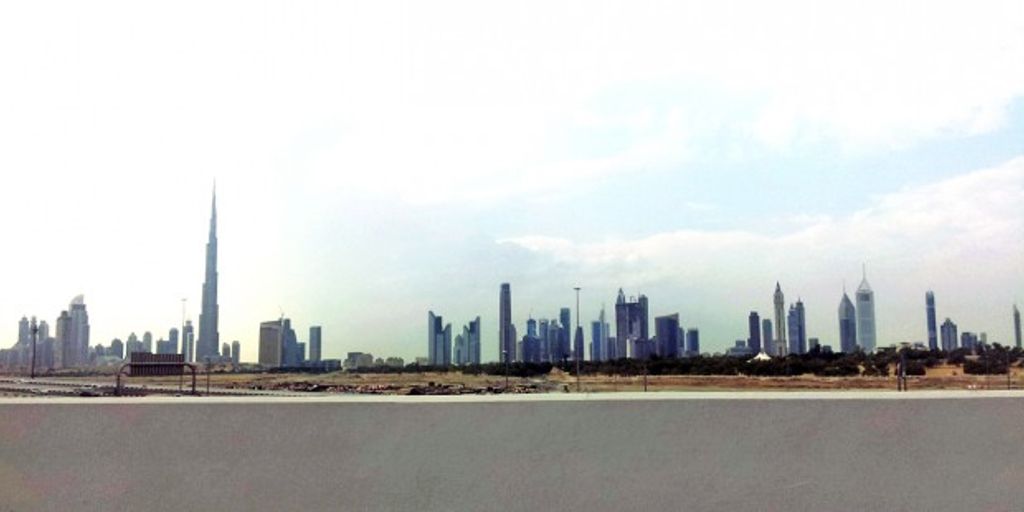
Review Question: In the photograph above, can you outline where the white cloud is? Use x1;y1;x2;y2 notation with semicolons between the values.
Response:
8;1;1015;205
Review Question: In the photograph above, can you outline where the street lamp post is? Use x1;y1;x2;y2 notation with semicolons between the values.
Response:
181;298;187;358
574;286;581;393
180;299;187;395
29;317;38;379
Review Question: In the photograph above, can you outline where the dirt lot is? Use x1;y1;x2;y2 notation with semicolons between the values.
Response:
53;364;1023;394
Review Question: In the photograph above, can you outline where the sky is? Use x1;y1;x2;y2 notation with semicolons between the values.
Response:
0;1;1022;361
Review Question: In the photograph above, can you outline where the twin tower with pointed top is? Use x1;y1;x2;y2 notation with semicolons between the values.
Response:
772;268;876;356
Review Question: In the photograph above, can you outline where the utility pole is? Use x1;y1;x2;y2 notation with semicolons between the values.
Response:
181;299;187;358
29;317;38;379
574;286;581;393
180;298;187;394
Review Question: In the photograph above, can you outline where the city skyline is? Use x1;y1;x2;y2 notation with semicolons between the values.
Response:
2;189;1022;362
1;2;1022;361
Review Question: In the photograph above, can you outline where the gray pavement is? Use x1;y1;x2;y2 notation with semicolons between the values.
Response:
0;392;1021;511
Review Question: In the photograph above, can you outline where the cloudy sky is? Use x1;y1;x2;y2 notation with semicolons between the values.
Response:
1;1;1022;360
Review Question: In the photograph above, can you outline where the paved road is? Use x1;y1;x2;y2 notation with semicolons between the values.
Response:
0;392;1021;511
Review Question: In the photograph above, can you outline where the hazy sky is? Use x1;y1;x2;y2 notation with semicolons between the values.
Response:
1;1;1022;361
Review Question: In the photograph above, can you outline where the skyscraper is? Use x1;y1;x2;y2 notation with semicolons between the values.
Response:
309;326;322;362
685;329;700;356
926;291;937;351
761;318;774;356
68;296;90;366
427;311;452;366
808;337;820;352
940;318;957;351
55;310;71;368
125;332;142;356
182;320;195;362
17;316;29;346
545;321;562;363
466;317;481;365
773;283;787;357
453;333;467;365
573;321;585;363
747;311;761;354
960;332;978;352
156;338;176;354
197;186;220;362
615;289;649;359
521;317;537;362
231;340;240;365
538;319;550;361
168;328;180;355
838;291;857;353
787;301;807;355
655;314;681;358
37;321;49;346
258;319;283;367
855;267;876;352
110;338;124;359
591;306;610;362
499;283;512;364
1014;304;1021;350
280;319;300;366
558;307;572;361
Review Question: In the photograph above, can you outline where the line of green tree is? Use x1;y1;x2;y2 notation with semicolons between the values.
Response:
352;345;1023;378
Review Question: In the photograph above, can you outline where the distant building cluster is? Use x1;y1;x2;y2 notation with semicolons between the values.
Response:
343;352;403;370
0;188;351;373
427;284;702;366
423;266;1020;366
1;296;91;369
258;318;338;370
426;313;481;366
740;271;876;358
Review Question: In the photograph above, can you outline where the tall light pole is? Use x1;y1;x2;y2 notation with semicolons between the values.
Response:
181;298;187;362
29;317;38;379
574;286;581;393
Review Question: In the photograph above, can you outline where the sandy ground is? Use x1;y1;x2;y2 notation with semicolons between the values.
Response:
34;364;1023;394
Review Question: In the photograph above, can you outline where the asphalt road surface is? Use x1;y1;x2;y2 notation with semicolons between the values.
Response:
0;392;1021;511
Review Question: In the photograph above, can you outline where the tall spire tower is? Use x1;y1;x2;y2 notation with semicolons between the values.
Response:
1014;303;1021;349
197;185;220;361
855;264;876;352
773;282;787;357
